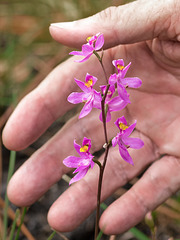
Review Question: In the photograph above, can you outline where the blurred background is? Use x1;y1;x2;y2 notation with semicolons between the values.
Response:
0;0;125;116
1;0;180;239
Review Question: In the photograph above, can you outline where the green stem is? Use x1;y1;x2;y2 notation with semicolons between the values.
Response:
101;84;110;143
47;230;57;240
14;207;27;240
94;144;110;240
94;53;110;240
93;50;108;84
93;159;102;168
96;229;103;240
130;227;151;240
9;209;20;240
3;151;16;240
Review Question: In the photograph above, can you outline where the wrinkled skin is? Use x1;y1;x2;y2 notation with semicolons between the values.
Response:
2;0;180;235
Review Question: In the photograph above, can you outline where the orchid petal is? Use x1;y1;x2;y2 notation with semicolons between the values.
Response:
99;111;103;122
106;110;111;122
74;54;92;63
69;50;84;56
73;140;81;155
92;90;102;109
99;106;111;122
67;92;87;104
100;84;115;100
85;73;98;86
63;156;83;168
112;59;124;71
108;73;117;85
123;122;136;137
94;34;104;50
69;168;89;185
122;137;144;149
108;96;128;112
79;100;93;118
74;79;89;92
114;116;127;129
119;144;134;165
90;160;95;169
82;44;94;55
117;84;131;103
121;62;131;78
73;165;88;173
121;77;142;88
112;135;119;147
82;137;92;151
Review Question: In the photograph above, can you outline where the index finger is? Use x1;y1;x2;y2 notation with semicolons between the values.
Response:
50;0;178;49
2;53;113;151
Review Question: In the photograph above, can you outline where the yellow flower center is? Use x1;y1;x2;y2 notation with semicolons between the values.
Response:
119;122;128;130
117;64;124;70
85;79;93;88
86;36;92;42
80;145;89;153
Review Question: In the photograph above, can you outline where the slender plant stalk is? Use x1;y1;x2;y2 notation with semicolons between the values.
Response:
47;230;57;240
14;207;27;240
93;50;108;84
94;54;110;239
129;227;151;240
9;209;20;240
94;144;110;239
3;151;16;240
96;229;104;240
99;61;108;84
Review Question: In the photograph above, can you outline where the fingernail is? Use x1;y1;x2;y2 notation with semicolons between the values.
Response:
50;21;77;29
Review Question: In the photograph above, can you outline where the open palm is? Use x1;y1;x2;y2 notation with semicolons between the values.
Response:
2;0;180;235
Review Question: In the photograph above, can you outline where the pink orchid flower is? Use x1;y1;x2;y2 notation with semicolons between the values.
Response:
67;73;102;118
112;59;142;88
112;116;144;165
69;33;104;62
63;137;94;184
99;85;129;122
109;59;142;101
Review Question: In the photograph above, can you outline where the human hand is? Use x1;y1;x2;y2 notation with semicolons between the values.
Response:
2;0;180;235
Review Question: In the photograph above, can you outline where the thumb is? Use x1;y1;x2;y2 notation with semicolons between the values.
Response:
49;0;177;49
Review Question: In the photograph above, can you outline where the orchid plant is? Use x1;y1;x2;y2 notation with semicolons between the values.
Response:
63;33;144;239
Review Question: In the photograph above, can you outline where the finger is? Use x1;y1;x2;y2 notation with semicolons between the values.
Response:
7;106;132;206
8;86;175;207
99;155;180;235
49;0;178;49
6;85;179;206
6;109;115;206
47;132;159;232
127;89;180;157
2;51;113;151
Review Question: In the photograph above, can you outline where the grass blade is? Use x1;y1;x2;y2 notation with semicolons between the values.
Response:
3;151;16;240
47;230;57;240
14;207;27;240
129;227;151;240
9;209;20;240
96;229;103;240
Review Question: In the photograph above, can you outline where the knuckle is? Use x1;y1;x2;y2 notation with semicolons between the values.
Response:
98;6;118;22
